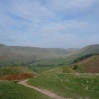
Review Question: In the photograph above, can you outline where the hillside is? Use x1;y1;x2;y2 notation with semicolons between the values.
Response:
0;44;77;67
29;71;99;99
10;46;77;59
1;44;99;69
63;44;99;64
70;55;99;73
0;66;35;80
41;55;99;74
41;67;76;75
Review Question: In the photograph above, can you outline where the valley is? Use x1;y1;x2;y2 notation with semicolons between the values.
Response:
0;44;99;99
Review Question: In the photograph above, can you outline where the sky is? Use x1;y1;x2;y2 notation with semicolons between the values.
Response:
0;0;99;48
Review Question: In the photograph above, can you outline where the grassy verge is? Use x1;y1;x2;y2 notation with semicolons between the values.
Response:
0;81;52;99
28;73;99;99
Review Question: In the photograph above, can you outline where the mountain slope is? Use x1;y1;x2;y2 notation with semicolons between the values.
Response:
0;44;77;67
64;44;99;64
10;46;77;59
0;44;77;60
47;48;78;57
1;44;99;67
70;55;99;73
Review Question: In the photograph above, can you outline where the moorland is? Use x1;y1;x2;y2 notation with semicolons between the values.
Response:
0;44;99;99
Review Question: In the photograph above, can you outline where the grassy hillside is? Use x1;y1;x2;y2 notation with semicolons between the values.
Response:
11;47;76;59
28;58;99;99
1;44;99;72
0;44;33;67
0;66;35;80
0;44;76;67
0;81;52;99
29;73;99;99
63;44;99;64
70;55;99;73
47;48;78;56
41;66;76;75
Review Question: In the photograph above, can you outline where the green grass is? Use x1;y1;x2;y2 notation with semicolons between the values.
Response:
28;73;99;99
28;58;70;72
0;81;52;99
41;67;76;75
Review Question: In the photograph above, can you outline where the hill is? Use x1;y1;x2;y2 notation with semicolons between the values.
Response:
70;55;99;73
29;70;99;99
63;44;99;64
0;66;35;80
1;44;99;70
0;44;77;67
41;67;76;75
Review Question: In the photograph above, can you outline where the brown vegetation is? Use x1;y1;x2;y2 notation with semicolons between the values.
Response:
0;73;33;80
71;55;99;73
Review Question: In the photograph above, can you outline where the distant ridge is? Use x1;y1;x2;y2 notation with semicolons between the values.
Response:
0;44;99;67
64;44;99;63
0;44;77;67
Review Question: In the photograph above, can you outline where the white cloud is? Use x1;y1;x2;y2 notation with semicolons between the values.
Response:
37;20;86;35
6;0;54;22
44;0;95;13
0;0;99;48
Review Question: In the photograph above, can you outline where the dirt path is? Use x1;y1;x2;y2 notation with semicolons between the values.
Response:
18;79;66;99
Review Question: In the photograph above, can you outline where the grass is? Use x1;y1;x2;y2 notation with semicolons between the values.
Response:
28;73;99;99
41;67;76;75
28;58;70;72
0;66;34;77
0;66;36;80
0;81;52;99
70;55;99;73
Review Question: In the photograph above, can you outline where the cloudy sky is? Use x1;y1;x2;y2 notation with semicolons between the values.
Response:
0;0;99;48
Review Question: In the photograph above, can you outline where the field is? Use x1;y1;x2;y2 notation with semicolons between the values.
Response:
28;58;67;72
0;81;52;99
28;72;99;99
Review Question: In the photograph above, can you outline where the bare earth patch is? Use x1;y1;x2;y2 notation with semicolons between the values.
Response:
0;73;33;80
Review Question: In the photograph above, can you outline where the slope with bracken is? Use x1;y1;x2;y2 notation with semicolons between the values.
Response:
0;66;35;80
70;55;99;73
